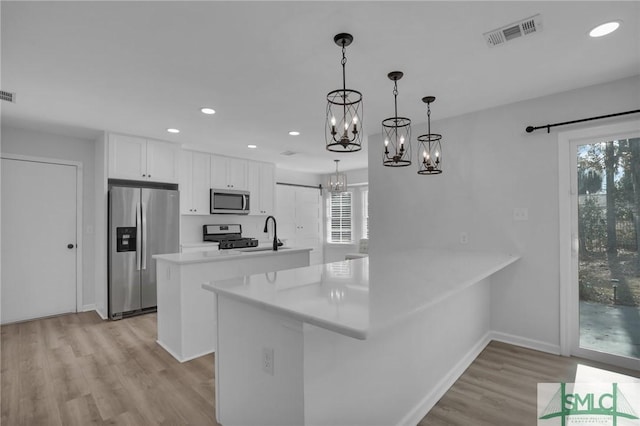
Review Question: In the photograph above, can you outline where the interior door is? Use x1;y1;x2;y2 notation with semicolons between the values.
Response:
294;187;323;264
1;158;77;323
276;185;297;242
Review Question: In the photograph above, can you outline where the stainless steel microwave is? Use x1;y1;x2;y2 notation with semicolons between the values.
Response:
210;189;250;215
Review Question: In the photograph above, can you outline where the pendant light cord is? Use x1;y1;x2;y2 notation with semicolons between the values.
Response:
341;43;347;130
427;102;431;151
341;43;347;91
393;80;398;122
393;81;399;155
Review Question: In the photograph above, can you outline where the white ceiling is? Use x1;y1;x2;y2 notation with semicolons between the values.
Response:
2;1;639;174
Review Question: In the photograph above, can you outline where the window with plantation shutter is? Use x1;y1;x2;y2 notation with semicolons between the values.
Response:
328;191;353;243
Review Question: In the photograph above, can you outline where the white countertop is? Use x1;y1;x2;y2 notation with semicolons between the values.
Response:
202;249;520;340
153;246;313;265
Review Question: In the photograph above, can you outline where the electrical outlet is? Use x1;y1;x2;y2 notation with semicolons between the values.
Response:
513;207;529;221
460;232;469;244
262;347;274;376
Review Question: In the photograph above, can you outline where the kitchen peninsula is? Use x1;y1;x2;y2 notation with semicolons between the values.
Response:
153;247;311;362
204;249;519;426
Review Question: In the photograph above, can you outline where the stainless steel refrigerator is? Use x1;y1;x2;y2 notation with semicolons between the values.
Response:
108;181;179;319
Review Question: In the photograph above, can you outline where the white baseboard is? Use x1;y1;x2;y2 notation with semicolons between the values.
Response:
156;339;214;363
82;304;96;312
156;339;185;362
95;307;107;320
489;331;560;355
397;332;493;426
180;349;215;363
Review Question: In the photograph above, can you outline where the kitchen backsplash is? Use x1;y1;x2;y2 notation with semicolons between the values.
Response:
181;215;273;244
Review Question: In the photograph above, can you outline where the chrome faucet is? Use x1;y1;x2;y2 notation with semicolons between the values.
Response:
263;216;278;251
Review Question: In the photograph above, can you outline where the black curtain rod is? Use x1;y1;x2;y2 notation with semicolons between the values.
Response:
525;109;640;134
276;182;322;190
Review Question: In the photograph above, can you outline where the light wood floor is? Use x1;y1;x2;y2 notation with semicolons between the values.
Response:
420;340;639;425
2;312;638;425
1;311;218;426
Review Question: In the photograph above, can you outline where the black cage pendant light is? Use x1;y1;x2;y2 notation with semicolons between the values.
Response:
417;96;443;175
382;71;411;167
326;33;363;153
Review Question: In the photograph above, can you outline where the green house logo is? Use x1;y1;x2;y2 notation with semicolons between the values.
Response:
538;383;639;426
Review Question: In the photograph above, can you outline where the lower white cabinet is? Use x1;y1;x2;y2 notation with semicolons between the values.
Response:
154;249;311;362
180;151;211;215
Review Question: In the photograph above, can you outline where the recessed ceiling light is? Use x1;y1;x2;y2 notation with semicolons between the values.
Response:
167;128;180;134
200;107;216;115
288;131;300;136
247;144;257;149
589;21;621;38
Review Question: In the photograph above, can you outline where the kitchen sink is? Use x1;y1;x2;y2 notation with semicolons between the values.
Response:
236;246;291;252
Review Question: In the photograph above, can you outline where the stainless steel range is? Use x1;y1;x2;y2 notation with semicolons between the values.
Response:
202;224;259;249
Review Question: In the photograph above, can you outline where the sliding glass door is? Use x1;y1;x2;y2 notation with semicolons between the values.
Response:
569;131;640;369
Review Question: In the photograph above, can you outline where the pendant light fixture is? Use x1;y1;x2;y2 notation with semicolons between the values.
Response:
326;33;363;153
328;160;348;193
382;71;411;167
417;96;443;175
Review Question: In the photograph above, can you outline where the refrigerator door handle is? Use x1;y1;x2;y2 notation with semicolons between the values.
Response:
141;202;147;270
136;202;142;271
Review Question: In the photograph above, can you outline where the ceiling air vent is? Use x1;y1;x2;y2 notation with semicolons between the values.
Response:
0;90;16;103
483;14;542;47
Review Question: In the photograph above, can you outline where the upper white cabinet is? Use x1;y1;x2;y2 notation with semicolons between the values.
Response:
180;151;211;215
248;161;275;215
108;133;180;183
210;155;247;190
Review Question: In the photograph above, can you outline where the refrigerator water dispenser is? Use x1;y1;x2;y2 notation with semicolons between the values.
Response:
116;227;137;252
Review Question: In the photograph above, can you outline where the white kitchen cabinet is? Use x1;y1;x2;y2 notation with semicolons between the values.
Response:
108;133;180;183
276;184;323;264
154;248;311;362
180;150;211;215
210;155;247;190
248;161;275;215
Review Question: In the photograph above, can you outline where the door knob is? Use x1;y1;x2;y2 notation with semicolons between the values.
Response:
67;243;75;249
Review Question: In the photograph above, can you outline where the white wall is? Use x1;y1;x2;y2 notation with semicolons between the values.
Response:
1;125;97;309
368;75;640;352
94;133;107;318
0;6;3;322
